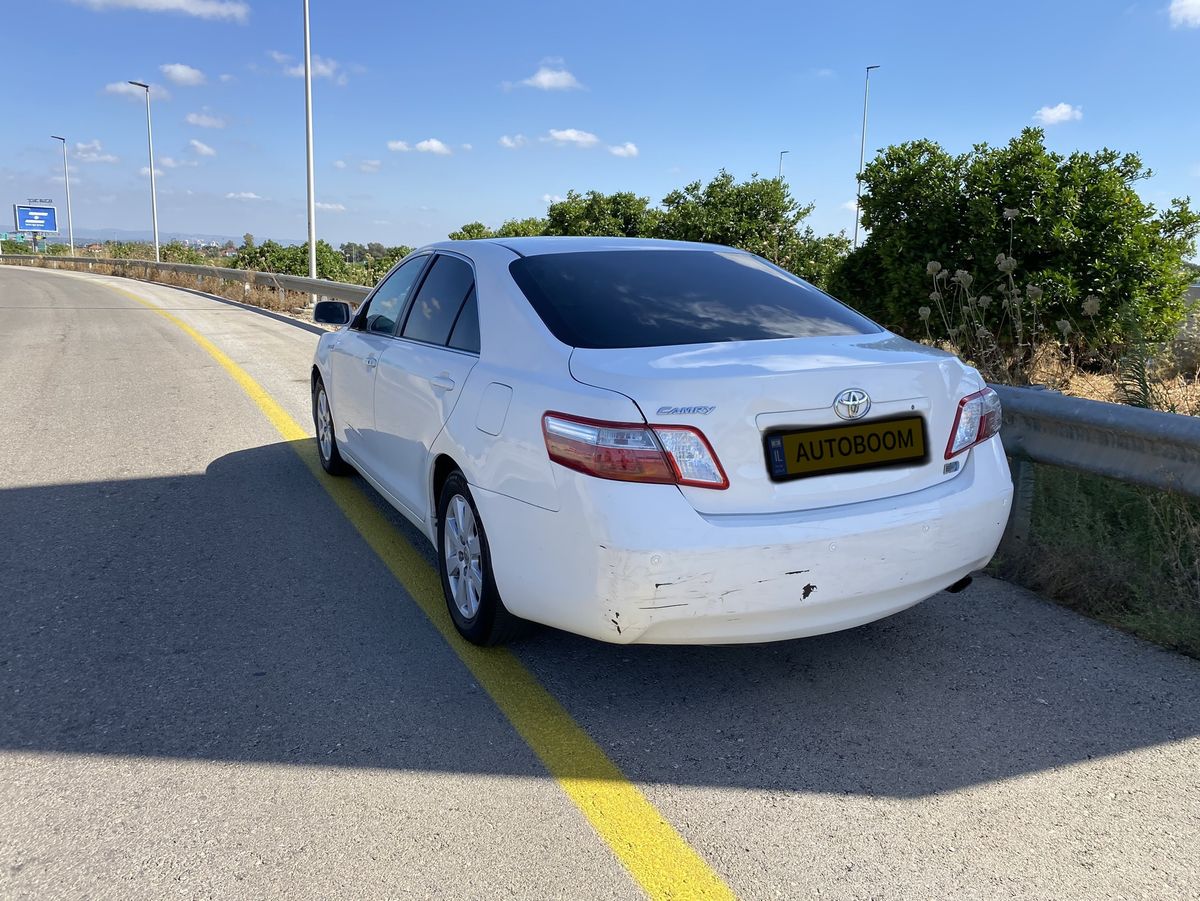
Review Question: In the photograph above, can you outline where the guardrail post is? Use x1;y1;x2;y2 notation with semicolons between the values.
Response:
1002;457;1035;551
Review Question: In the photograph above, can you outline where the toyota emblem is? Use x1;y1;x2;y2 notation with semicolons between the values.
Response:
833;388;871;421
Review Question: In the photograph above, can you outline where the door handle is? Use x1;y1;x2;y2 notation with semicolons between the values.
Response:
365;356;377;368
429;375;455;391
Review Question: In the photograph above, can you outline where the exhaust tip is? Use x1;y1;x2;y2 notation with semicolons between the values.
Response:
944;575;973;594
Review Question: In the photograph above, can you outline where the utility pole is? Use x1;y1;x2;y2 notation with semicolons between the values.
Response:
128;81;160;261
51;135;75;254
853;65;880;250
302;0;317;279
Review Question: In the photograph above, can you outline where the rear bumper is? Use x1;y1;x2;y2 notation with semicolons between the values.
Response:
474;439;1013;644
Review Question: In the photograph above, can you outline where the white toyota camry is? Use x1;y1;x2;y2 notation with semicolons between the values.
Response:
311;238;1013;646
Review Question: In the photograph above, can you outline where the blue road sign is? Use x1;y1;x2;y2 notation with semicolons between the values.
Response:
14;204;58;233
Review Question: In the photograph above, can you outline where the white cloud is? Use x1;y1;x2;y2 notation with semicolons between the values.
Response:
105;81;170;100
315;201;346;212
1170;0;1200;26
160;63;205;85
159;156;198;168
283;54;348;85
359;159;381;173
415;138;452;155
813;67;835;78
461;143;473;151
189;138;216;156
545;128;599;148
185;111;225;128
267;50;290;64
333;159;346;169
140;167;165;177
841;200;859;212
225;191;262;200
1033;102;1083;125
521;66;582;90
372;219;390;225
74;139;118;163
219;73;235;83
608;142;638;158
389;139;452;155
542;193;566;204
499;134;527;149
71;0;248;22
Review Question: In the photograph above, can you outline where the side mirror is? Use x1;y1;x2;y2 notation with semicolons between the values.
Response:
314;300;351;325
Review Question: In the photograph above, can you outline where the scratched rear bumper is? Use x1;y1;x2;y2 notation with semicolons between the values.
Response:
475;439;1012;645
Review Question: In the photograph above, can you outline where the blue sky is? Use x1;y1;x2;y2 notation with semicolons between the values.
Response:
2;0;1198;248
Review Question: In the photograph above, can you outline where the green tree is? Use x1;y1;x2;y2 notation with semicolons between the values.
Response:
448;222;495;241
443;171;849;289
340;241;367;263
544;190;659;237
160;241;205;264
830;128;1200;351
242;233;255;249
231;239;349;280
496;216;547;237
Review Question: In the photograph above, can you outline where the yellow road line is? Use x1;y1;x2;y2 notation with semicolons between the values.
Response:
113;283;736;901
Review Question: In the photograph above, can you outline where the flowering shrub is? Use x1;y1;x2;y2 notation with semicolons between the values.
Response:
916;238;1106;385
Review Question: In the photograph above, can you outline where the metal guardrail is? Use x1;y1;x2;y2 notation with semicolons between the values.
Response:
0;253;371;304
3;253;1196;504
992;384;1200;498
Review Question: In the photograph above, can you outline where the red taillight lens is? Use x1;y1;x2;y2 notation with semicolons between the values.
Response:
542;413;728;489
944;387;1003;459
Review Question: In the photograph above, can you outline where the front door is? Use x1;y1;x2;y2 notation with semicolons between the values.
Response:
327;254;430;470
371;254;480;519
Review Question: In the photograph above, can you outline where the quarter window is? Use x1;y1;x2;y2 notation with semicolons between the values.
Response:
401;255;475;347
363;256;427;335
447;288;480;354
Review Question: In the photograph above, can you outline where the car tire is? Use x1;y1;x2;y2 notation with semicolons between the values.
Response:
312;375;351;476
437;471;525;646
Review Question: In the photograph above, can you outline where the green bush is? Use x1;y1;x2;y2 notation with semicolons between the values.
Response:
830;128;1200;356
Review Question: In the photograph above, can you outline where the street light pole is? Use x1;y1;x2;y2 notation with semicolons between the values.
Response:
129;81;160;262
50;135;74;255
778;149;789;180
302;0;317;279
853;64;880;250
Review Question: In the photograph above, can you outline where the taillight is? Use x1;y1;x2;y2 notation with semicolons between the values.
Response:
542;413;729;489
945;387;1002;459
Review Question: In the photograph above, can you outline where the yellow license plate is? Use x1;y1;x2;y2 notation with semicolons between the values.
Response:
765;415;927;481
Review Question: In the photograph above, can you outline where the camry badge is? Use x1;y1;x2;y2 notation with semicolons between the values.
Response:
833;389;871;421
656;405;715;416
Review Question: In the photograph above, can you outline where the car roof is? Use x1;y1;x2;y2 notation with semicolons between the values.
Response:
423;236;742;257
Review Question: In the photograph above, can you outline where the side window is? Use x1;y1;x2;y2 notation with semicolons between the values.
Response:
362;256;427;335
447;288;480;354
401;255;475;346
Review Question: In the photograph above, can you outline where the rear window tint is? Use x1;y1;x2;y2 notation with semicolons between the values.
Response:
508;250;881;349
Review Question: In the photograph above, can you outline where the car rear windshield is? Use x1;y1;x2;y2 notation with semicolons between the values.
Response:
508;249;881;349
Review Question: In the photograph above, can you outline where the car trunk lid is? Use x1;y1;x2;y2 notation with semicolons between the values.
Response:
569;334;975;515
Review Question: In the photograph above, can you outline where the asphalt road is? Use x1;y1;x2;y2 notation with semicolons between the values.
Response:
1;265;1198;900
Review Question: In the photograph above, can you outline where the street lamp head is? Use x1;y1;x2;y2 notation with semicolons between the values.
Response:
128;80;150;89
866;65;881;72
51;135;65;142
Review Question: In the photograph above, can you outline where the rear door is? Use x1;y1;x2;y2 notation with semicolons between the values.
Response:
327;255;429;467
371;253;480;520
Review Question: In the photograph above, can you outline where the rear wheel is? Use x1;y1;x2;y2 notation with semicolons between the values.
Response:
313;376;351;476
437;472;524;646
